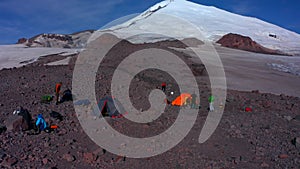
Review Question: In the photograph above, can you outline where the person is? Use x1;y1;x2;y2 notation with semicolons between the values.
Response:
164;98;171;104
35;114;49;133
161;82;166;92
208;95;215;112
55;82;62;105
184;96;191;107
191;93;197;109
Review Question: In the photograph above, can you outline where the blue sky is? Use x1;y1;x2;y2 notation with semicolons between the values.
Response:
0;0;299;44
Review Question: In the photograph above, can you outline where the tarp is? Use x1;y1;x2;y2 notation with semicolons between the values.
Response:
74;99;91;106
171;93;192;106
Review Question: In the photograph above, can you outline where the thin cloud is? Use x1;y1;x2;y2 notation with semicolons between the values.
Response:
230;1;257;16
0;26;20;34
0;0;124;16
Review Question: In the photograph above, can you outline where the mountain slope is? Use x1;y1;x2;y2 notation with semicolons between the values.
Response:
102;0;300;55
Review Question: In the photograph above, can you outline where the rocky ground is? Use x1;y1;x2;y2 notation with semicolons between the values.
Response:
0;39;299;169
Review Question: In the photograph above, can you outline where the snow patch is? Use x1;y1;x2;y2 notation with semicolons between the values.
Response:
59;51;80;56
0;44;79;70
46;57;72;66
267;63;300;76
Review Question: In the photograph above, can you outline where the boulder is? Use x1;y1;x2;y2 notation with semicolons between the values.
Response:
1;156;18;167
83;152;96;163
12;116;30;132
62;153;76;162
291;137;300;148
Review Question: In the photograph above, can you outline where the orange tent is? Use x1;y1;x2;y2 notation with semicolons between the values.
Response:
171;93;192;106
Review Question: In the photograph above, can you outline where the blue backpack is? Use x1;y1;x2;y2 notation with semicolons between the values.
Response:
36;114;47;131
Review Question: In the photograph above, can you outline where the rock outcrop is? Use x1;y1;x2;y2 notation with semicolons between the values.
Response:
217;33;286;55
17;30;95;48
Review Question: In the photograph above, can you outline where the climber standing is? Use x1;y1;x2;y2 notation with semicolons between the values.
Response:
161;82;166;92
208;95;215;112
55;82;62;105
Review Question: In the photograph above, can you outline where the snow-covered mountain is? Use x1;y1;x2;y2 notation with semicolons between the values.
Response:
14;0;300;55
18;30;94;48
99;0;300;55
2;0;300;70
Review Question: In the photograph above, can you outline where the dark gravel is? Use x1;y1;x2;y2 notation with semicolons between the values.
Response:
0;39;299;169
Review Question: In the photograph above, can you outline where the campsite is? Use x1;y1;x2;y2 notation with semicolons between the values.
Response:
0;37;299;168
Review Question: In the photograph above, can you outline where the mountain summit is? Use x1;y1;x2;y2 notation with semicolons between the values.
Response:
102;0;300;55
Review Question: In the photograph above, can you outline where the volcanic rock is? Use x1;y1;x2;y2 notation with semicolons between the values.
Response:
62;153;76;162
17;38;27;44
83;152;96;163
278;154;289;159
291;137;300;148
12;116;30;132
42;158;48;165
217;33;285;55
1;156;18;167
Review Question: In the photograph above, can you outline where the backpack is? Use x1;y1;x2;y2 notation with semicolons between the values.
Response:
36;114;48;131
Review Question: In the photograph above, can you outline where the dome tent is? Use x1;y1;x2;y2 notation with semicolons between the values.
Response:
93;96;126;118
171;93;192;106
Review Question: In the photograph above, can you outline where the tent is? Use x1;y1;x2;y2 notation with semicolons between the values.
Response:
94;96;126;118
171;93;192;106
